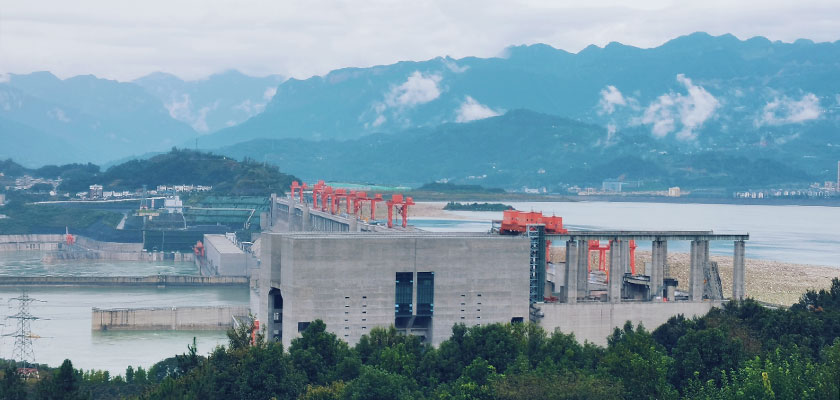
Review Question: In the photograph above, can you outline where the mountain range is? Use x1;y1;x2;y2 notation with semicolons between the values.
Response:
0;70;283;166
2;32;839;189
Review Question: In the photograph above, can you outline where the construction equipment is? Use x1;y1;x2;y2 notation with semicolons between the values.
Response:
386;194;415;228
499;210;568;234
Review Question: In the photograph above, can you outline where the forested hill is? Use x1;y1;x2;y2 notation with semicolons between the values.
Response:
217;110;813;190
1;149;297;195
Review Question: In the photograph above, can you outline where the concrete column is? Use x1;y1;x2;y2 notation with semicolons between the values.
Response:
651;240;667;299
287;202;295;232
301;205;311;231
576;240;589;299
270;193;277;227
609;240;623;303
733;240;746;300
689;240;708;301
565;240;579;303
619;240;631;274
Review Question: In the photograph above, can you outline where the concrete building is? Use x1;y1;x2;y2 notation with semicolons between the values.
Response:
256;194;750;349
203;234;247;276
668;187;681;197
88;184;103;200
256;232;530;348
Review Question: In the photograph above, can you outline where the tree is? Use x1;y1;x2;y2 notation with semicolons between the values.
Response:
600;322;677;400
0;365;27;400
342;366;415;400
289;320;357;385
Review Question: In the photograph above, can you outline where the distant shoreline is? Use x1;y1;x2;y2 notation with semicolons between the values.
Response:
408;193;840;207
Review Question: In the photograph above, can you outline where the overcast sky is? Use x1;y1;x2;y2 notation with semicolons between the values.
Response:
1;0;839;82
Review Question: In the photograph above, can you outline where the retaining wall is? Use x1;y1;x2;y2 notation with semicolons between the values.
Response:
539;300;723;346
0;275;248;287
92;305;250;331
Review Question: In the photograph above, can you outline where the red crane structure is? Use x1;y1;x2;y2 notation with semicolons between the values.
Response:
587;239;638;282
386;194;415;228
499;210;568;235
288;181;414;227
290;181;308;203
369;194;384;220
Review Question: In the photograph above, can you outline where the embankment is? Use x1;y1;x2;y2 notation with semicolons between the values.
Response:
0;234;194;262
92;305;249;331
0;275;248;287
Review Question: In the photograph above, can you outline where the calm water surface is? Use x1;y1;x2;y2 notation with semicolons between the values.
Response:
413;201;840;267
0;254;247;374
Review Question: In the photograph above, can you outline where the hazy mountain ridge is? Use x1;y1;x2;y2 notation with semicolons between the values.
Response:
215;110;813;190
199;32;840;158
1;70;284;167
133;70;285;133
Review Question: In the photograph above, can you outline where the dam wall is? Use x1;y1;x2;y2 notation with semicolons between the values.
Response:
0;275;248;287
92;305;250;331
0;234;194;261
0;234;64;251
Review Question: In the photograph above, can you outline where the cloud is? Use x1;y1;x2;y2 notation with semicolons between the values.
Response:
47;107;70;122
758;93;821;126
233;99;266;117
366;71;442;128
165;94;219;133
639;74;719;140
442;58;468;73
263;86;277;101
385;71;441;108
455;96;501;123
598;85;626;114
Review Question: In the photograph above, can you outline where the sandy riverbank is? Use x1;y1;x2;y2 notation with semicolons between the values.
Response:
411;202;476;219
549;249;838;306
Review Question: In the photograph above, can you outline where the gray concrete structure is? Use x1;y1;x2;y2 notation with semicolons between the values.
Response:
92;305;248;331
540;301;722;346
564;240;579;303
256;232;530;348
204;234;247;276
608;240;623;303
576;240;589;299
650;240;667;298
733;240;746;300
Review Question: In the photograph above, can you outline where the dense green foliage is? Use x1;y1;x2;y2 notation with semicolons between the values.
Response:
0;201;122;235
443;202;513;211
6;279;840;399
2;149;297;196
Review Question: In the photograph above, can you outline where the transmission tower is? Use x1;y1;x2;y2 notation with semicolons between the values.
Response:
4;290;44;369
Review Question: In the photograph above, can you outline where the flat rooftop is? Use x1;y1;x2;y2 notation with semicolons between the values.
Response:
204;234;245;254
270;230;749;241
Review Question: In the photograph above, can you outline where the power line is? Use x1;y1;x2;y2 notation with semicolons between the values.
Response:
4;290;45;370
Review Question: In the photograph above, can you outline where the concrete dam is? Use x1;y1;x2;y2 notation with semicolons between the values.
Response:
250;189;750;347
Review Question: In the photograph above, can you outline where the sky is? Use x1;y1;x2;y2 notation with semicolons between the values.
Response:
1;0;839;82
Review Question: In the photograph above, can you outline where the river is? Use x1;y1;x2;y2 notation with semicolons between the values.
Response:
412;201;840;267
0;255;248;375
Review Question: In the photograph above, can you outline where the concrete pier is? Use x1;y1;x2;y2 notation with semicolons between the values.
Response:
565;240;579;303
689;240;709;301
650;240;667;298
609;240;623;303
733;240;746;300
92;305;249;331
576;240;589;299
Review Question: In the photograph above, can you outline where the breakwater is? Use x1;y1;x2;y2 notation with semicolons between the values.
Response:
0;275;248;287
92;305;250;331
